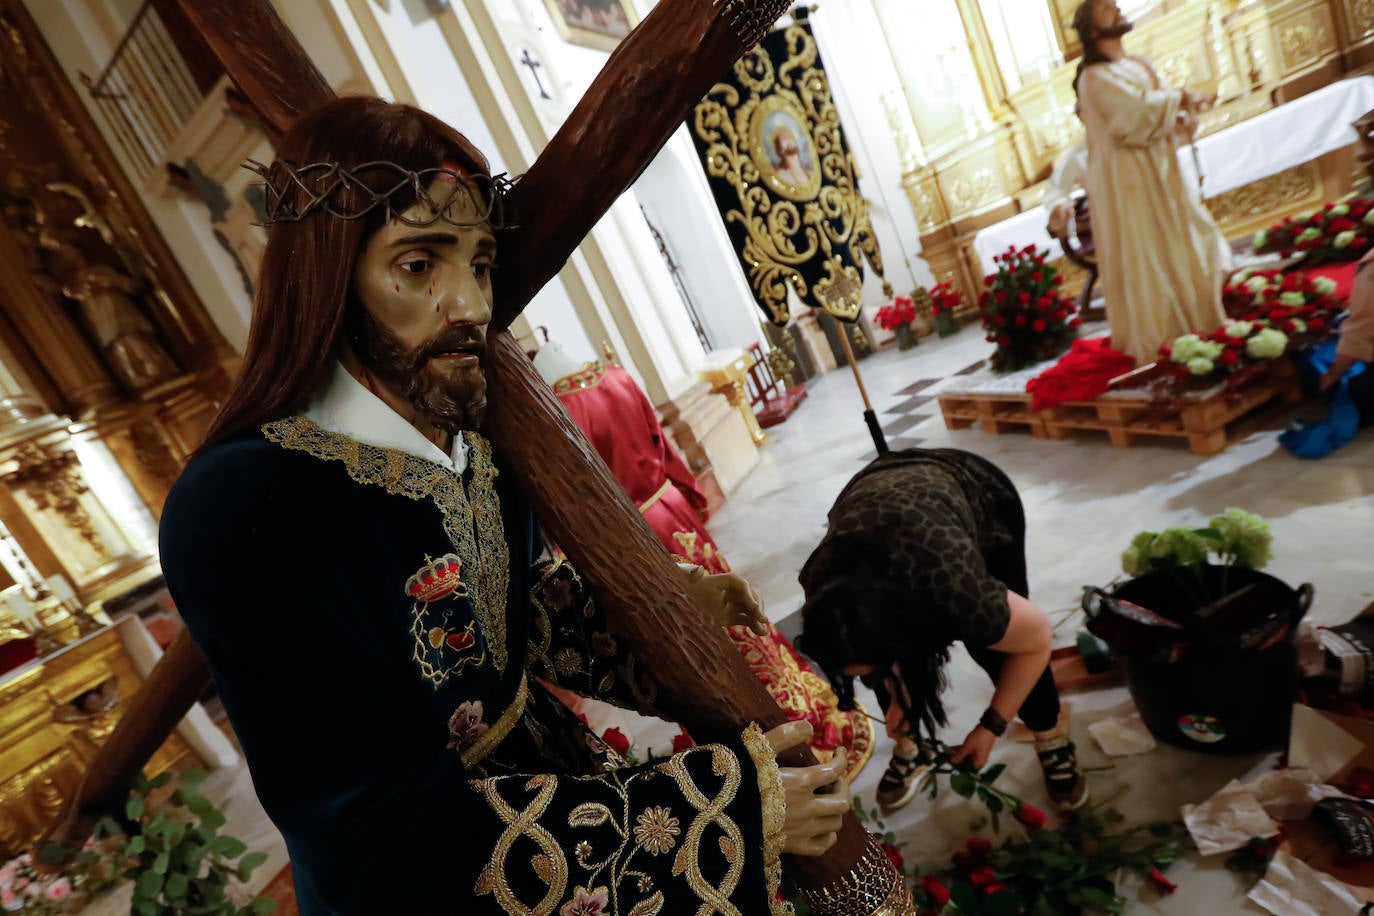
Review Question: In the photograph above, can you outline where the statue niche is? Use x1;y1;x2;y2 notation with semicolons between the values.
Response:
0;165;180;394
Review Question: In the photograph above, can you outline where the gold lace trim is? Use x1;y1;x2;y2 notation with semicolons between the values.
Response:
462;676;527;769
261;415;512;675
742;722;792;916
551;361;608;395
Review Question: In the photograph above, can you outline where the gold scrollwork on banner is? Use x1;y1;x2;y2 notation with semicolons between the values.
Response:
691;21;884;324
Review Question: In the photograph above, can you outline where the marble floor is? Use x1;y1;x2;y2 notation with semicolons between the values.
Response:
706;321;1374;913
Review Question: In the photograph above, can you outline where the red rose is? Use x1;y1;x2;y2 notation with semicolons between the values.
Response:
672;731;694;752
882;842;904;871
1054;273;1065;285
1015;314;1028;327
965;837;993;860
1325;201;1337;211
1218;349;1239;368
1330;217;1358;234
1149;866;1178;893
995;290;1007;303
1053;310;1066;322
997;334;1011;346
921;875;951;906
602;727;631;755
1032;319;1046;332
1158;345;1173;359
984;274;996;285
1069;318;1081;329
969;866;997;887
983;883;1011;896
1031;271;1043;283
1019;292;1031;304
1014;803;1047;830
1309;317;1327;331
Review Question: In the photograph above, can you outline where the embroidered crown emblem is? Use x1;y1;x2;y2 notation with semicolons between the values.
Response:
406;553;468;602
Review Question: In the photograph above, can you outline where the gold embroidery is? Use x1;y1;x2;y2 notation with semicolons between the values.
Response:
664;746;746;914
633;807;681;856
472;773;567;913
461;676;529;770
742;722;792;916
552;361;609;395
262;416;512;676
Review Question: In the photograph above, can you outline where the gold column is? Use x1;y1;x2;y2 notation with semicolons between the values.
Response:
698;351;768;447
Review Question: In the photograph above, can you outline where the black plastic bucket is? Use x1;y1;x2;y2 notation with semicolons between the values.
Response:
1084;565;1312;755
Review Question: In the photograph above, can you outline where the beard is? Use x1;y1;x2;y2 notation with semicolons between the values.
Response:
1097;17;1133;38
351;309;488;434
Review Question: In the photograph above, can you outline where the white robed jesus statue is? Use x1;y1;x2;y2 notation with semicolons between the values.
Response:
1072;0;1230;364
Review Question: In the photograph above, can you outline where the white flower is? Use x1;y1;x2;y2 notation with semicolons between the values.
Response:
1231;269;1253;284
1295;210;1316;222
1244;276;1271;294
1252;229;1268;249
1187;357;1216;376
1313;277;1338;296
1225;320;1254;338
1278;291;1307;306
1245;327;1288;360
1335;230;1357;249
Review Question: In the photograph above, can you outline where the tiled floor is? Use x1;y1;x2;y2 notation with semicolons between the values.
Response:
708;321;1374;914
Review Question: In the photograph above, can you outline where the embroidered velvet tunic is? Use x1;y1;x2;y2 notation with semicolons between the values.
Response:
159;418;786;915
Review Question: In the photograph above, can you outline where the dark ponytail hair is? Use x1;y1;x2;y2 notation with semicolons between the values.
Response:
1072;0;1110;99
798;578;953;746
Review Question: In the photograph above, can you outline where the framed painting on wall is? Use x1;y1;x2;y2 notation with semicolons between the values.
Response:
542;0;638;52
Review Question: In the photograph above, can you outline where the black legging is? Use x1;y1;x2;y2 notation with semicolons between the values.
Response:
865;482;1061;736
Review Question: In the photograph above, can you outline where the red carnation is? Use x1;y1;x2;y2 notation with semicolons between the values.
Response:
1019;292;1031;304
1218;349;1239;368
1148;866;1177;893
921;875;951;907
1159;345;1173;359
969;866;997;887
672;731;694;752
1015;314;1028;327
1054;273;1065;285
602;727;631;755
1309;317;1327;331
1031;271;1043;283
1032;319;1046;332
995;290;1007;303
1014;803;1047;830
965;837;993;860
882;842;904;871
984;274;996;285
1069;318;1081;329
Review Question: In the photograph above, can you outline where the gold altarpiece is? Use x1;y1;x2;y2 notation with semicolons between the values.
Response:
887;0;1374;308
0;0;235;853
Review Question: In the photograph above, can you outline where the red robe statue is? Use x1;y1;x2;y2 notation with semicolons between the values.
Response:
554;362;873;775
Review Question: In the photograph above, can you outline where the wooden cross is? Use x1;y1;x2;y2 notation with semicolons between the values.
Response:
519;48;550;100
54;0;880;899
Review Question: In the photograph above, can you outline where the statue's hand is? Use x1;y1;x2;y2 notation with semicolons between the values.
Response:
679;563;767;636
764;720;850;856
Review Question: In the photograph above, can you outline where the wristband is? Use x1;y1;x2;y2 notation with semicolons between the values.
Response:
979;707;1008;737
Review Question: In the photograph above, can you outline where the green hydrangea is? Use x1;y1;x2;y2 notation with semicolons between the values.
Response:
1209;508;1272;569
1297;227;1322;243
1187;357;1216;376
1121;531;1159;577
1245;327;1288;360
1225;320;1254;338
1154;528;1213;566
1335;230;1357;250
1172;335;1223;364
1313;277;1338;296
1278;291;1306;307
1252;229;1268;249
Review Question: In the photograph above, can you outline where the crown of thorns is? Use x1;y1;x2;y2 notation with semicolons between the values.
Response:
244;159;517;228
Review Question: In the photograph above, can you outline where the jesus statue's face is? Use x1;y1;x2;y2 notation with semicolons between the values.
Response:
351;174;495;433
1090;0;1132;38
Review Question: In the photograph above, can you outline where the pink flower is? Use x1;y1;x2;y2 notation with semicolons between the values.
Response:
446;700;489;751
561;885;610;916
44;878;72;901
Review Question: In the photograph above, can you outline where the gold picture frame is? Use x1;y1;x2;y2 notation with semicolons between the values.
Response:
542;0;639;52
748;95;822;203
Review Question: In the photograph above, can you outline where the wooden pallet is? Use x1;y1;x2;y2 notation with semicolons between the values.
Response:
938;360;1302;456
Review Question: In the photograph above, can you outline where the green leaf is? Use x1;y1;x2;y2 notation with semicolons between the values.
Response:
154;851;170;874
135;868;165;898
147;771;174;790
166;872;189;900
985;792;1005;814
201;808;228;832
135;900;159;916
950;772;977;798
126;795;146;820
213;836;249;858
95;815;122;839
37;841;68;865
128;835;147;855
238;851;269;881
981;763;1007;784
180;768;209;786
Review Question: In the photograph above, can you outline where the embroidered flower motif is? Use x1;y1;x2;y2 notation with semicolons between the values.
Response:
541;576;573;610
574;840;593;865
446;700;489;751
560;885;609;916
633;807;680;855
554;648;585;677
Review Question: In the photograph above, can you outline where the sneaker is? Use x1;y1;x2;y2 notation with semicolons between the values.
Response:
875;749;932;811
1035;735;1090;810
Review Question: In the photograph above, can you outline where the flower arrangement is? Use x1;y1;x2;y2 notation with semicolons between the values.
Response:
874;296;917;332
3;769;275;915
1122;508;1273;579
979;245;1079;372
929;281;962;338
1252;198;1374;265
1159;269;1341;384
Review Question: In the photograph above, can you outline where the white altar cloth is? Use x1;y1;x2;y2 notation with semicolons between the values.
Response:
971;76;1374;274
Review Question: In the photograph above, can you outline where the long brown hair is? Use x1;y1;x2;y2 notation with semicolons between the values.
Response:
198;96;490;452
1071;0;1111;98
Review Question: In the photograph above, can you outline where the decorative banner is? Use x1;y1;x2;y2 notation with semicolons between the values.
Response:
690;12;889;326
